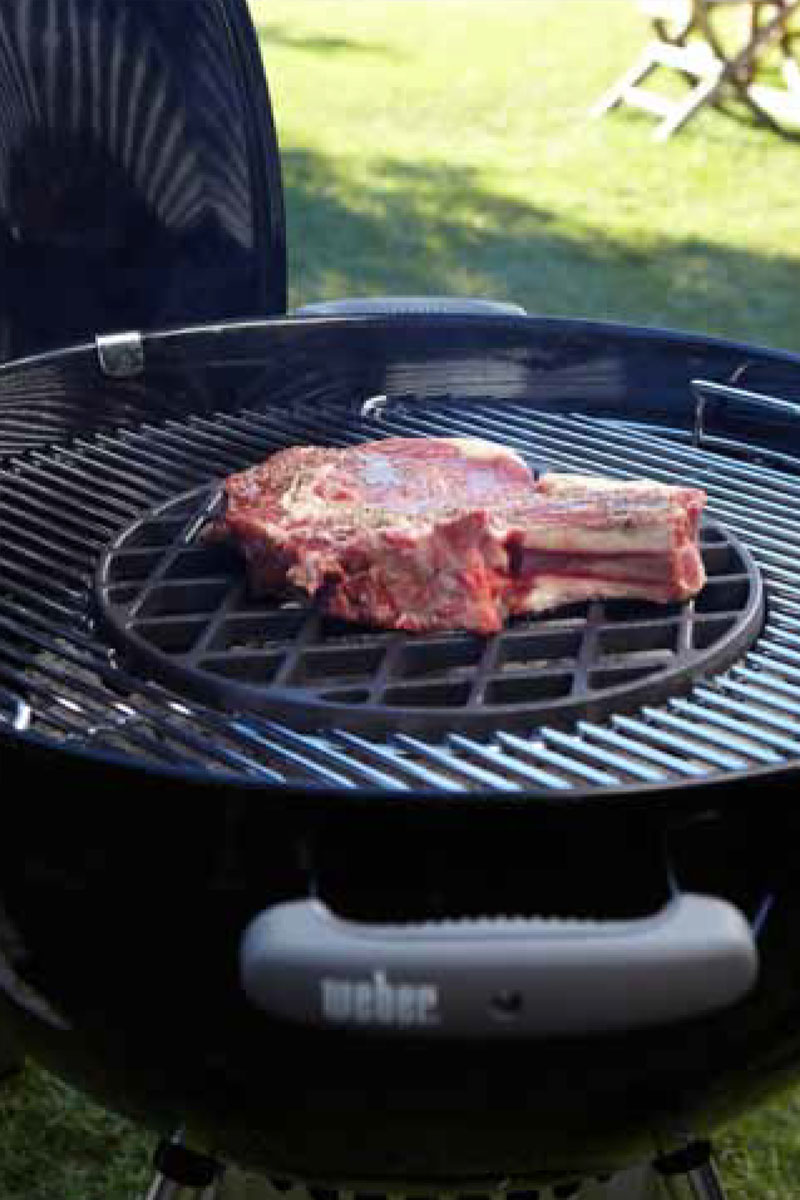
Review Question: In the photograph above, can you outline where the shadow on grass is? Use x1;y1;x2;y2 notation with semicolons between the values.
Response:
255;21;400;59
282;144;800;351
708;93;800;141
0;1066;152;1200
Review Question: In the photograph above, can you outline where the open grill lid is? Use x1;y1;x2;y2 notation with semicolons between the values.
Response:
4;314;800;804
0;0;286;364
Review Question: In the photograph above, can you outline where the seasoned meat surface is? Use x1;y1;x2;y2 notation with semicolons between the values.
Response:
211;438;707;634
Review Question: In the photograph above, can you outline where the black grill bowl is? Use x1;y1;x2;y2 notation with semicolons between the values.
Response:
5;315;800;1187
4;745;800;1188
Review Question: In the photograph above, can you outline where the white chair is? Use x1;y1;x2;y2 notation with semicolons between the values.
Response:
592;0;800;138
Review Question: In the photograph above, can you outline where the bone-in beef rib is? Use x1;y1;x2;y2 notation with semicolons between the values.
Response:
212;438;707;634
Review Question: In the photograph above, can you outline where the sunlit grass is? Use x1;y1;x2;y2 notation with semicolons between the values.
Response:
255;0;800;353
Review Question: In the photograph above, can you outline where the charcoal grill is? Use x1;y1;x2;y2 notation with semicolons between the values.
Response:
4;3;800;1200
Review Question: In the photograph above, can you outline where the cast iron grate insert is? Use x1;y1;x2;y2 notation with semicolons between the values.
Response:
95;483;765;736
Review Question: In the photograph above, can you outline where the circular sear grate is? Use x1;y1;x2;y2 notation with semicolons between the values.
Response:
95;484;765;737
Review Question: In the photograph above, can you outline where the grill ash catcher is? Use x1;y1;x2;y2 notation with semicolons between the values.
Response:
3;4;800;1200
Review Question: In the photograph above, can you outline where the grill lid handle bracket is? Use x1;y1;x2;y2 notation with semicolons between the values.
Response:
239;893;758;1038
96;331;145;379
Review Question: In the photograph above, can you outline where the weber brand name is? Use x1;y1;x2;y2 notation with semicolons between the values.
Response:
321;970;441;1028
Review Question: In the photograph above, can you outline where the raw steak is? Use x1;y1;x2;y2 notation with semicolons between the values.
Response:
211;438;707;634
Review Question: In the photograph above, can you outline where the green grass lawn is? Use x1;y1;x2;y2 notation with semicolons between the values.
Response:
5;2;800;1198
258;0;800;352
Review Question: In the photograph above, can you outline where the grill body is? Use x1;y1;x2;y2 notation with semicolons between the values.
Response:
3;755;800;1187
4;317;800;1183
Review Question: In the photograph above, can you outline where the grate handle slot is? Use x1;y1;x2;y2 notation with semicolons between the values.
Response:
239;894;757;1039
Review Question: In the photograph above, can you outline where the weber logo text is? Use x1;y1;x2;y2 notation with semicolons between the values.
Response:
321;970;441;1028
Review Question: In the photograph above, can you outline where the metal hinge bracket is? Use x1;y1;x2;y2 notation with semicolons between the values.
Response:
96;331;145;378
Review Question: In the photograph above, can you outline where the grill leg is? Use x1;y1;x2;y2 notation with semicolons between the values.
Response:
654;1142;728;1200
144;1179;222;1200
142;1135;224;1200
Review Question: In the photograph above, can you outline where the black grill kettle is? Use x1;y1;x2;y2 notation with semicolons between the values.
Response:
1;4;800;1200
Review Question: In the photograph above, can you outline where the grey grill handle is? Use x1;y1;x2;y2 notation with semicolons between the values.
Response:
294;296;527;318
240;894;758;1038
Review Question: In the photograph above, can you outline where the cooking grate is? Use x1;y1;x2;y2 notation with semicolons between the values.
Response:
95;485;763;736
3;391;800;795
